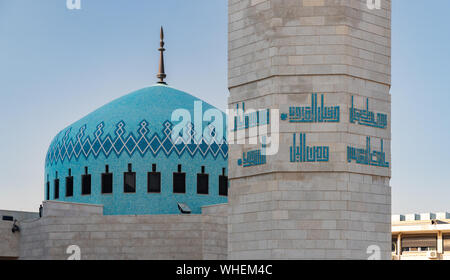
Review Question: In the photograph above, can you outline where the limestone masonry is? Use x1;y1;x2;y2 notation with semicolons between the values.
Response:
228;0;391;259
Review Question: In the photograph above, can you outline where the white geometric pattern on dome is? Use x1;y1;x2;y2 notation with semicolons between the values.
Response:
45;120;228;166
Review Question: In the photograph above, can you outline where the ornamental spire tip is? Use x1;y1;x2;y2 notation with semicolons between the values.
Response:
156;26;167;85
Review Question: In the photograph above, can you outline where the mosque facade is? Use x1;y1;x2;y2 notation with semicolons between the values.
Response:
43;85;229;216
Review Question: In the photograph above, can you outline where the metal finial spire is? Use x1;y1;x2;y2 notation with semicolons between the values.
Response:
157;26;167;85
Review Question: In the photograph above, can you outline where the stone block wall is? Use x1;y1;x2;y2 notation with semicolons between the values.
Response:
0;210;39;259
202;204;228;259
229;0;391;87
228;172;390;259
0;221;20;259
17;201;227;260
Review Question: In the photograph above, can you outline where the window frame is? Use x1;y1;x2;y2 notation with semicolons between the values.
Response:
219;175;228;196
65;176;74;197
46;181;50;200
173;172;186;194
123;172;136;193
54;178;60;199
197;173;209;195
81;174;92;195
101;173;113;194
148;172;161;193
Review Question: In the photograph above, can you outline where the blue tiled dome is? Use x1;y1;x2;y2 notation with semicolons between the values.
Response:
44;84;228;215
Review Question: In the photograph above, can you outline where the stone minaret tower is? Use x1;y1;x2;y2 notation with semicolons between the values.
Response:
228;0;391;259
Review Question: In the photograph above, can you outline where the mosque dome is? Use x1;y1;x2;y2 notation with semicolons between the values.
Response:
44;28;228;215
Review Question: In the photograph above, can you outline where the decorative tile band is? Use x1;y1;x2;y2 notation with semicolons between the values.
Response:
46;120;228;166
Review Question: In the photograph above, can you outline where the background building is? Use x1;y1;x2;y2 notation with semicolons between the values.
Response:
392;212;450;260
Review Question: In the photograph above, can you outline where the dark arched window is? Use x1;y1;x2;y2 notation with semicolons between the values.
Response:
197;166;209;195
102;165;113;194
219;168;228;196
124;164;136;193
54;172;59;199
46;175;50;200
148;164;161;193
173;164;186;194
82;167;91;195
66;169;73;197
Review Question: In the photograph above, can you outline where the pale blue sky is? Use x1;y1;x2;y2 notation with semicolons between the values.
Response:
0;0;448;214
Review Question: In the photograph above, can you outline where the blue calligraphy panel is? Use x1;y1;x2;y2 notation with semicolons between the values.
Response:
349;96;388;129
281;93;340;123
347;137;389;167
289;133;330;163
237;140;267;167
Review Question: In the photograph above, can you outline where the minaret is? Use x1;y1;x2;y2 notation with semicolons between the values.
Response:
228;0;392;259
157;26;167;85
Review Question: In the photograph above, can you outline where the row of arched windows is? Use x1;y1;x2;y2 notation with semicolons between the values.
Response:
46;164;228;200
